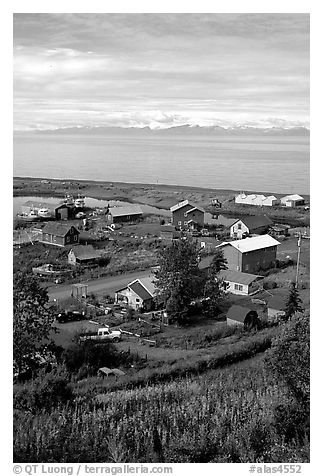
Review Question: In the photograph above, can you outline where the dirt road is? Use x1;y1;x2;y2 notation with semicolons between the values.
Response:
47;269;152;302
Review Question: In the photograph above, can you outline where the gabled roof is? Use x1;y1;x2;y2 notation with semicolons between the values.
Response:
218;234;280;253
231;215;272;230
116;277;156;301
170;200;205;213
109;205;143;217
42;222;79;237
226;305;253;323
217;270;262;285
265;195;278;200
69;245;102;260
128;279;154;301
281;194;304;201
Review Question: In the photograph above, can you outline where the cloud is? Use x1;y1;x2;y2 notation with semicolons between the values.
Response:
13;13;309;130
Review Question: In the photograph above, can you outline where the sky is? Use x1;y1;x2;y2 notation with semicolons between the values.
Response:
13;13;310;131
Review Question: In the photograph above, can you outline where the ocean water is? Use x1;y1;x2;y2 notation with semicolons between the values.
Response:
13;132;310;194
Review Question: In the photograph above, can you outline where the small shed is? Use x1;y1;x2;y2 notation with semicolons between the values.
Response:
97;367;126;378
68;245;104;266
226;305;260;329
71;283;88;299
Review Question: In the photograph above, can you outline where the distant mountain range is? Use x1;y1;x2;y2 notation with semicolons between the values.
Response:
33;124;310;136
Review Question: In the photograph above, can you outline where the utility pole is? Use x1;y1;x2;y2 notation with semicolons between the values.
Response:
295;233;302;288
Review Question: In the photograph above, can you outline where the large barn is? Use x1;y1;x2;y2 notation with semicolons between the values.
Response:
217;234;280;274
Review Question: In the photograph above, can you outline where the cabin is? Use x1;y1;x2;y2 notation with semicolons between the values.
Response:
115;277;156;311
267;292;287;322
230;215;272;239
97;367;126;378
269;224;290;237
170;200;204;230
217;235;280;274
40;223;79;247
107;205;143;223
226;305;260;329
21;201;69;220
68;245;104;266
217;270;264;296
280;194;305;207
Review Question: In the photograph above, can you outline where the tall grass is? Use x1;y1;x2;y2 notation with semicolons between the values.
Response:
13;356;309;463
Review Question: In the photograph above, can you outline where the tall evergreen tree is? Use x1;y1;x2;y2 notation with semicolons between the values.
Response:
284;282;303;319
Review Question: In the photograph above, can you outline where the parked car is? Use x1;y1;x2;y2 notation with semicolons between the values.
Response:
56;310;85;323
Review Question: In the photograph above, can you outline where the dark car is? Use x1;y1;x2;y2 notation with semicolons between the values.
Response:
56;310;85;323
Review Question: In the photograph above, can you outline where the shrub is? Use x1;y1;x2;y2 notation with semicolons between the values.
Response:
14;368;73;413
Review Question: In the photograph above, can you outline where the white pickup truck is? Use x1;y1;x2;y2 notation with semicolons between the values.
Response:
80;327;122;343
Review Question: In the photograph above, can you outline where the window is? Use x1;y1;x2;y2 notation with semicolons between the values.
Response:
136;298;140;302
237;223;242;230
178;221;182;225
66;236;70;243
245;264;249;271
234;284;243;291
184;221;188;225
74;235;78;241
184;212;187;217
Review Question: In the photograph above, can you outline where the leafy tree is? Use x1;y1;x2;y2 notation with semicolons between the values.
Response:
154;238;202;324
203;250;228;317
13;272;56;376
284;282;303;319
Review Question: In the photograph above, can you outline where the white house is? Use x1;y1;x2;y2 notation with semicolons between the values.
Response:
217;270;263;296
115;277;156;311
230;215;272;239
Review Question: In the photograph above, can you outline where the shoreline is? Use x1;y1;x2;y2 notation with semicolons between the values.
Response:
13;176;310;228
13;176;310;202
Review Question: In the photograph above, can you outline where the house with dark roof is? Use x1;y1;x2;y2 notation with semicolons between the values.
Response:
114;277;156;311
217;234;280;274
226;305;260;328
170;200;204;230
230;215;272;239
40;223;79;247
217;270;264;296
68;245;105;266
107;205;143;223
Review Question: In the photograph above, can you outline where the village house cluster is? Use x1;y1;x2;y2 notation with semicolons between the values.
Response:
15;191;308;329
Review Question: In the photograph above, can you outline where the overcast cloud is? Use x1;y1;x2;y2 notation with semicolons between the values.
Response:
13;13;310;131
